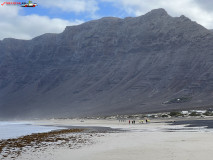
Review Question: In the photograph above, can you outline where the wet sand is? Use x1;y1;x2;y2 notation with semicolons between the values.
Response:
4;118;213;160
170;119;213;128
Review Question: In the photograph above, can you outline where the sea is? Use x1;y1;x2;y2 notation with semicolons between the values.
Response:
0;121;64;140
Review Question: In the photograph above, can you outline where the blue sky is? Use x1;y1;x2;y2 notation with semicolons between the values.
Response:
1;0;213;40
19;0;132;22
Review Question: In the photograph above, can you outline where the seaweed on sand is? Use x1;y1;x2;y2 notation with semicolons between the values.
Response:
0;129;84;159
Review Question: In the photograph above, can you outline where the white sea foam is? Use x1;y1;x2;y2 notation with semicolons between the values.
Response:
0;121;64;140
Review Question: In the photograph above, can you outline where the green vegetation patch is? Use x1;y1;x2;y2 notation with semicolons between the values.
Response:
189;112;201;116
203;111;213;116
169;111;183;117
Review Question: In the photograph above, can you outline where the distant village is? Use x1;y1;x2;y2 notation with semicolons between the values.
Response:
51;108;213;121
80;108;213;120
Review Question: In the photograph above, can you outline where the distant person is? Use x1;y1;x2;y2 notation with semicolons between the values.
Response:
129;120;130;124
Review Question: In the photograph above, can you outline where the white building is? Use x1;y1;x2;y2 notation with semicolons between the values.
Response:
190;110;206;114
181;111;189;115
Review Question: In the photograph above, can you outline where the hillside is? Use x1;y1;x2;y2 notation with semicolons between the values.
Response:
1;8;213;119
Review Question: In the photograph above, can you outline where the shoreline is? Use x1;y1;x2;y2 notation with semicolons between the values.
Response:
168;119;213;128
0;129;85;159
0;121;66;140
0;123;119;160
2;117;213;160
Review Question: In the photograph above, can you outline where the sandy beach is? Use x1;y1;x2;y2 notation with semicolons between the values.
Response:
2;118;213;160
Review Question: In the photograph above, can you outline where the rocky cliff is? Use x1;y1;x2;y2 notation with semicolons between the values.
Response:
1;9;213;119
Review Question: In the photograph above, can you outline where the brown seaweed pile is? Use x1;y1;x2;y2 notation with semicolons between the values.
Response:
0;129;86;159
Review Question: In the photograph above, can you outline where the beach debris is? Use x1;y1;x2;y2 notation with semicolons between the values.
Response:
0;129;88;159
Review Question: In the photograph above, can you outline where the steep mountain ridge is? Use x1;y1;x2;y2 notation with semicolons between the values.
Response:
1;9;213;119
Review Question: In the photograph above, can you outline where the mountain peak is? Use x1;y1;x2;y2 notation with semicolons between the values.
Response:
179;15;190;21
146;8;169;17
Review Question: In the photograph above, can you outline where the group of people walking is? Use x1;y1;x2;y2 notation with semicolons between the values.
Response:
130;120;136;124
128;119;150;124
118;119;150;124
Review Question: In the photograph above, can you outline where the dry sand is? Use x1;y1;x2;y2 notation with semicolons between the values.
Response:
16;118;213;160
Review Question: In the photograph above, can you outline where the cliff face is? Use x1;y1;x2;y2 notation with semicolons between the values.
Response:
1;9;213;119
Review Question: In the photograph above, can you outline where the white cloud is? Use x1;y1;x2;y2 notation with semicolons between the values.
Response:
0;0;83;40
2;0;213;40
101;0;213;29
38;0;98;14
